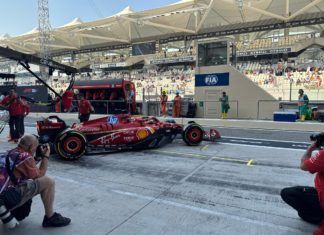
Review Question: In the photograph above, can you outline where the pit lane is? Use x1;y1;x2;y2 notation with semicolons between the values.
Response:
0;126;317;235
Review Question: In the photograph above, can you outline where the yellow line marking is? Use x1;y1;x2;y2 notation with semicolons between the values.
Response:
247;159;254;166
152;150;250;164
201;145;209;151
211;156;248;163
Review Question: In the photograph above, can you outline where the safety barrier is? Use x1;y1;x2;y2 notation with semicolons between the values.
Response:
53;99;322;120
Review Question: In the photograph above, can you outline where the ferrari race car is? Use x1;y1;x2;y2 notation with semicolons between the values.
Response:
37;114;221;160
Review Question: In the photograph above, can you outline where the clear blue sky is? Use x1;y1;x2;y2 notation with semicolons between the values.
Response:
0;0;179;36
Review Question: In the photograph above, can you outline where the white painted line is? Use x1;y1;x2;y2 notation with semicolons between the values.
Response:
229;139;263;144
292;144;309;148
205;125;318;133
55;176;306;234
219;142;305;152
222;136;309;144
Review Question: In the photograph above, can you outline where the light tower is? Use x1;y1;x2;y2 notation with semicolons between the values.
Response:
38;0;51;80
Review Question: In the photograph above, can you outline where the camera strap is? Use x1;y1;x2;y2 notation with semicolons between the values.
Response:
5;151;20;186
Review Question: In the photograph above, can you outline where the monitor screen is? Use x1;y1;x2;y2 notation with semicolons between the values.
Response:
198;41;228;67
132;42;156;56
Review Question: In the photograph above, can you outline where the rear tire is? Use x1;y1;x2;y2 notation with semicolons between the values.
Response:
182;124;204;146
55;130;87;160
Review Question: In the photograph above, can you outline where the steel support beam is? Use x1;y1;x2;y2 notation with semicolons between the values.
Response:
120;15;195;34
77;33;129;43
24;42;78;50
196;0;214;33
219;0;287;21
288;0;322;20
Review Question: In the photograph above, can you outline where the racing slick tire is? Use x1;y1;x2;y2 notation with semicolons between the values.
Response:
55;130;87;160
182;123;204;146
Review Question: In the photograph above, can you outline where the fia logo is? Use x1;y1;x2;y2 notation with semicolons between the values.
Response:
205;75;219;86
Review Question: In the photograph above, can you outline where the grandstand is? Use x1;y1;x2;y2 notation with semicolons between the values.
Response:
0;0;323;118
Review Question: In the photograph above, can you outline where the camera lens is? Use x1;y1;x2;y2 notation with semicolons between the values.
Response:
310;135;316;141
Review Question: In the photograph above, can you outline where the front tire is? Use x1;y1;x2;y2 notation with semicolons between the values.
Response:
55;130;87;160
182;123;204;146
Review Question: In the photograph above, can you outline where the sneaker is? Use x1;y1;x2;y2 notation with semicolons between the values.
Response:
42;212;71;227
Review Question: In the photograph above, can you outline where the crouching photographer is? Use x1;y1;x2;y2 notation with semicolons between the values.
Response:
0;134;70;229
281;133;324;225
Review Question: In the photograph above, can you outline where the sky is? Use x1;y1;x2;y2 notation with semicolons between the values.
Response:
0;0;179;36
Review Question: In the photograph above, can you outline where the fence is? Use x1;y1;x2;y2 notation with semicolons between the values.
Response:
255;86;324;101
53;98;323;120
67;100;143;115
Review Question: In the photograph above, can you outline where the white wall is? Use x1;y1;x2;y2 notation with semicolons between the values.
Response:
195;65;276;119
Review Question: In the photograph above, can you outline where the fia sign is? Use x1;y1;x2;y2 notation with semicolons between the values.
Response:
195;72;229;87
205;75;219;86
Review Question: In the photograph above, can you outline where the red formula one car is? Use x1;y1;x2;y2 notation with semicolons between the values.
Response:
37;114;221;160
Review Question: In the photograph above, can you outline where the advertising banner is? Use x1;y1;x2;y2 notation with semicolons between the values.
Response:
195;73;229;87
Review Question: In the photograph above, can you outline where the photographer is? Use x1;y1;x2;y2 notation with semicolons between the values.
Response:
281;136;324;225
1;134;71;227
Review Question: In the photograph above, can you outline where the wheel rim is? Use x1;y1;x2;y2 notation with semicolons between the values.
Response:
63;136;82;154
187;127;202;143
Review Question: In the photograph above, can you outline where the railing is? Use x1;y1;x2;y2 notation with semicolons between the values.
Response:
66;100;142;115
52;98;322;120
247;80;324;101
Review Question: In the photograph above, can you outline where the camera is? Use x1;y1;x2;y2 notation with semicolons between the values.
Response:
310;133;324;148
35;144;50;162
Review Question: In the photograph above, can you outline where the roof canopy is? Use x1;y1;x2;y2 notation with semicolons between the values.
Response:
0;0;323;55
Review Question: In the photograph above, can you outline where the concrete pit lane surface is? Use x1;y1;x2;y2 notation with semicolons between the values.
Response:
0;126;317;235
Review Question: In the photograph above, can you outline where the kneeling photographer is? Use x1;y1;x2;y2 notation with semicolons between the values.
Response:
0;134;70;229
281;133;324;224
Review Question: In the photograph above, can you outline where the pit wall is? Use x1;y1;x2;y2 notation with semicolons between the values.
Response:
28;112;323;132
195;65;276;119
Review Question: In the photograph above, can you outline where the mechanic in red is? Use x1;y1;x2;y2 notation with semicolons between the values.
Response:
18;97;30;138
0;89;29;142
78;93;94;122
281;138;324;225
160;90;168;116
61;88;75;112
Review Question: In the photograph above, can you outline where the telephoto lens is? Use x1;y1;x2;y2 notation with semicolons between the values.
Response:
0;199;19;229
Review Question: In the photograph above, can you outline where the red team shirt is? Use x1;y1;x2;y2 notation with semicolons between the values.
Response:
61;90;74;110
303;150;324;209
1;96;30;116
78;99;92;115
